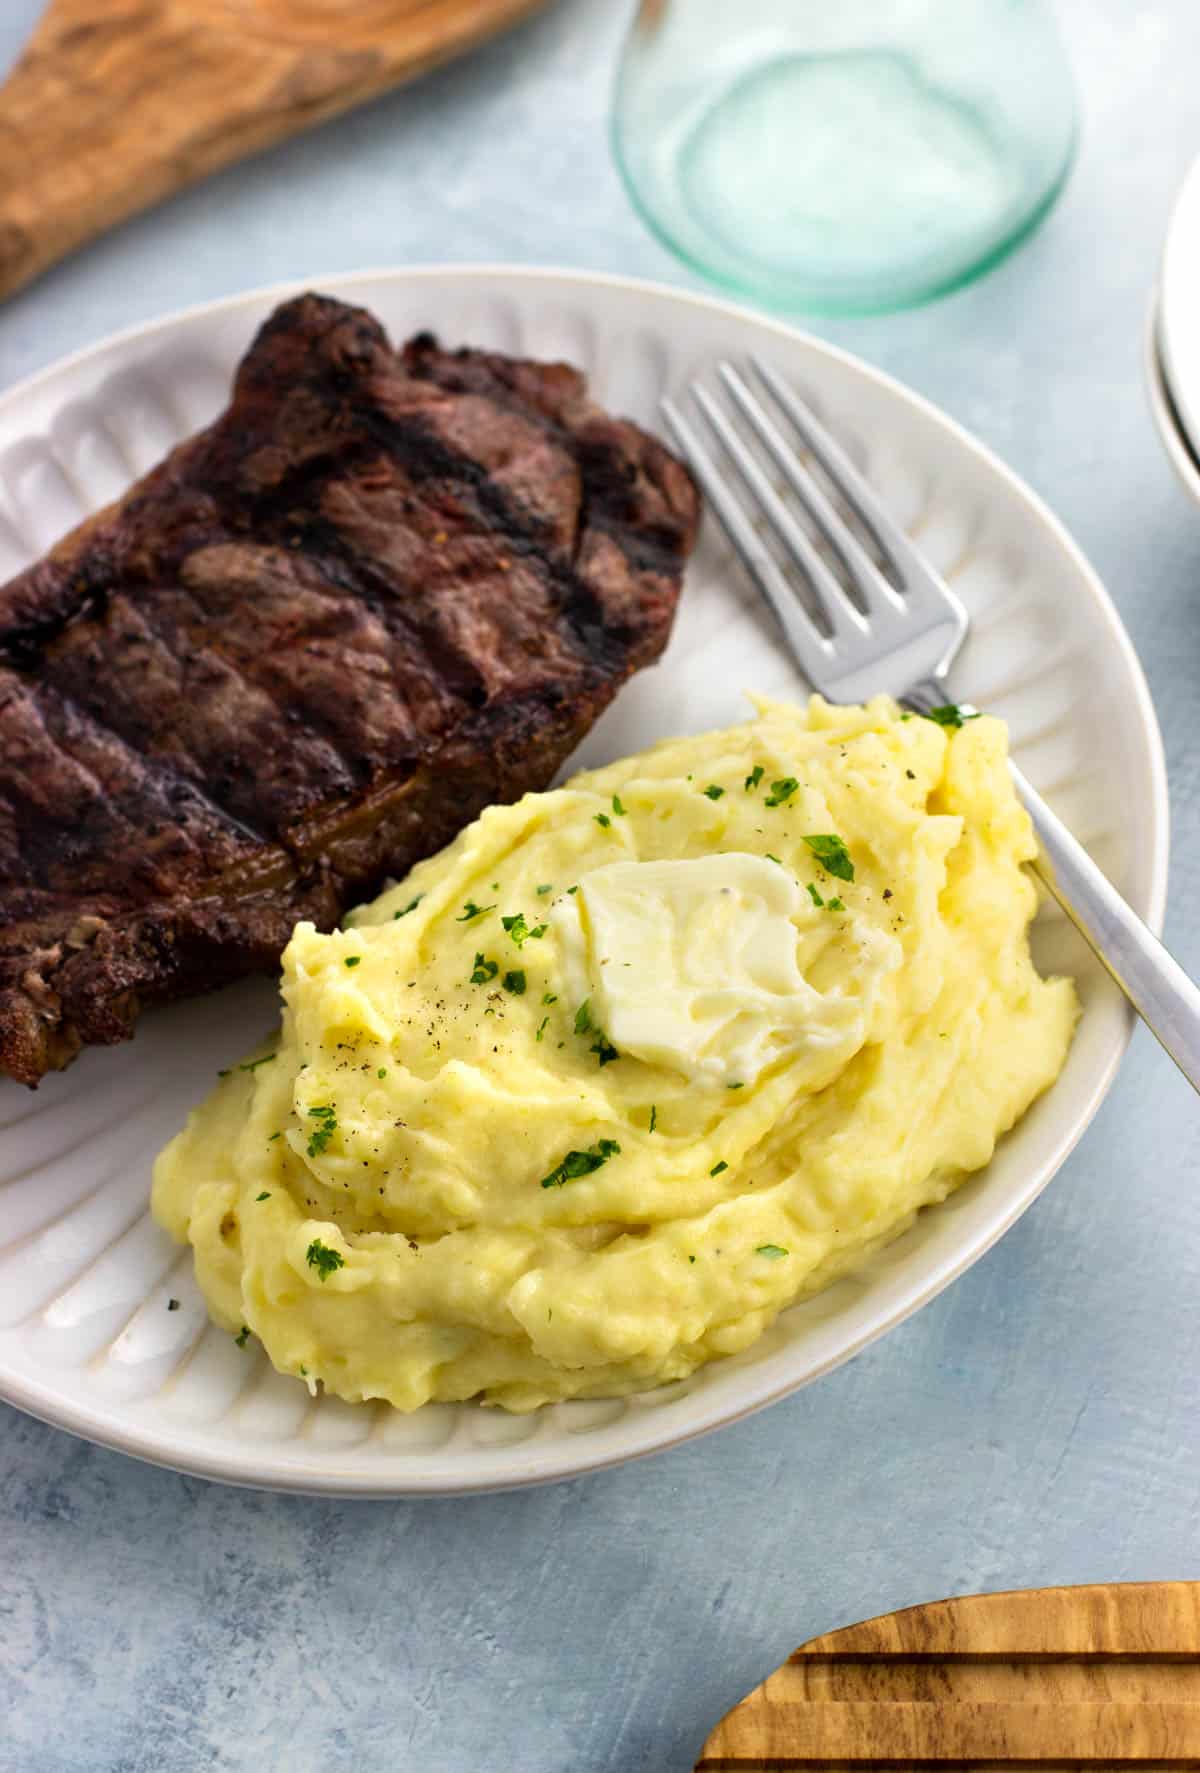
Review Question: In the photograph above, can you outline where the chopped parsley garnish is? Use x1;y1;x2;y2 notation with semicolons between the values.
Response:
649;1105;657;1133
727;1082;744;1090
765;776;799;807
535;883;554;895
922;703;978;729
542;992;558;1006
503;969;527;995
765;853;782;865
744;765;764;791
807;882;824;907
567;885;578;895
594;812;611;829
470;953;498;984
827;897;846;912
216;1068;231;1078
540;1138;621;1189
501;912;547;947
456;900;494;922
756;1244;788;1259
536;1016;549;1042
305;1239;345;1281
802;834;855;881
612;794;627;816
572;996;617;1063
393;895;423;919
305;1104;338;1158
256;1191;271;1202
235;1326;251;1347
702;784;725;800
343;956;361;968
377;1068;388;1079
710;1160;729;1176
239;1053;276;1072
268;1131;282;1142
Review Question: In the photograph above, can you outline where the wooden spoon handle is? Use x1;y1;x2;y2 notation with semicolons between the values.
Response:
0;0;549;304
697;1581;1200;1767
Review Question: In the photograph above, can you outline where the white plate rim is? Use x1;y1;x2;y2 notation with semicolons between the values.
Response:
0;263;1170;1496
1159;155;1200;460
1146;286;1200;506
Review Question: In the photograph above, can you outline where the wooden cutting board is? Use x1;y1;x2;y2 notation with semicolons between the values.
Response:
696;1582;1200;1768
0;0;553;303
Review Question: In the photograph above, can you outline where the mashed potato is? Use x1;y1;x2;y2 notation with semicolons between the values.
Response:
152;697;1076;1411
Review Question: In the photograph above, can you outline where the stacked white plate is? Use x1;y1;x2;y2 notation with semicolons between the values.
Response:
1150;156;1200;502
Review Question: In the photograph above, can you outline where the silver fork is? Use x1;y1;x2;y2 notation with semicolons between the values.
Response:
663;358;1200;1094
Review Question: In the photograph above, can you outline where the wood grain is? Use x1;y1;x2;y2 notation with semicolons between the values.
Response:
0;0;552;303
696;1582;1200;1768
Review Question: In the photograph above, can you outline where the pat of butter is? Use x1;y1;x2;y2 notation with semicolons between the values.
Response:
551;853;899;1085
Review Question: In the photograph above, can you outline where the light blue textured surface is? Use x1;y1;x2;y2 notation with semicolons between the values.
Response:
2;4;1200;1769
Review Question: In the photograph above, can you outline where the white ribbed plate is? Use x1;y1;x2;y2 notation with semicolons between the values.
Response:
0;267;1167;1495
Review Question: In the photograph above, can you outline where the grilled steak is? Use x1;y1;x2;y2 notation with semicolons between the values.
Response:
0;293;699;1085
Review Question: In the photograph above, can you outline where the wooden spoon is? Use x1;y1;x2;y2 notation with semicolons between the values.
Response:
697;1581;1200;1768
0;0;552;304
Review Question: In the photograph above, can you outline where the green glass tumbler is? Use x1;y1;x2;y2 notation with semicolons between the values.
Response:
611;0;1078;314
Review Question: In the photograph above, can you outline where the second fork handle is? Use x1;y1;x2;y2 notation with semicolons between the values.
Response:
1014;765;1200;1094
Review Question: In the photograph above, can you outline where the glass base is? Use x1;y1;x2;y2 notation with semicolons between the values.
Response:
613;49;1077;316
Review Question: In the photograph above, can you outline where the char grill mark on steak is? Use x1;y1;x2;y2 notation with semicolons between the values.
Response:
0;293;699;1085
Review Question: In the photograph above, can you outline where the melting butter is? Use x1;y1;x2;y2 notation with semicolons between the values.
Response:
551;853;900;1084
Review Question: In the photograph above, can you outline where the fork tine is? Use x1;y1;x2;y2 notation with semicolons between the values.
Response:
717;361;905;622
660;397;832;676
687;383;868;644
749;354;938;595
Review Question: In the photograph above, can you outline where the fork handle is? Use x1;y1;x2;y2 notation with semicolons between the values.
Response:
1014;766;1200;1093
